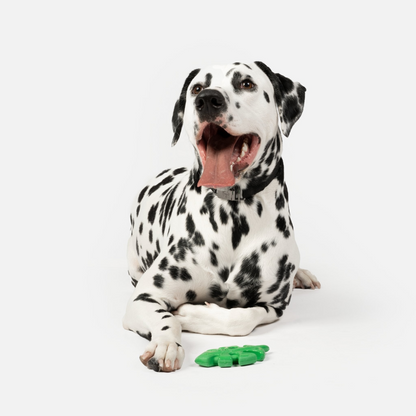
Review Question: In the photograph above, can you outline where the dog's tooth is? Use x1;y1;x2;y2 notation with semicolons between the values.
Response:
240;142;249;158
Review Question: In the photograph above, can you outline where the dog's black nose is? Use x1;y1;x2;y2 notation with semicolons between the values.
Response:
195;89;227;121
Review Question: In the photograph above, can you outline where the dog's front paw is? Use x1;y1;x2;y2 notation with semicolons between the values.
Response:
174;303;226;334
294;268;321;289
140;339;185;372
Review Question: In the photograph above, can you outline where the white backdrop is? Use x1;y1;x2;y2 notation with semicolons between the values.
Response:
1;1;415;414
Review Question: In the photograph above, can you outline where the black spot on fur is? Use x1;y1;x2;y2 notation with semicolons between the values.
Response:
139;223;143;235
265;152;274;166
149;229;153;243
235;102;240;109
231;71;243;93
256;202;263;217
179;268;192;281
271;282;291;306
264;91;270;103
276;215;290;238
219;267;230;282
174;238;192;262
153;274;164;288
284;96;302;124
161;315;171;319
145;250;156;269
134;293;160;304
161;326;170;331
210;250;218;267
156;169;170;178
188;165;202;194
231;213;250;249
130;214;134;233
271;306;284;318
173;167;187;176
138;186;148;204
226;67;235;76
276;159;284;185
136;331;152;341
244;197;254;207
186;213;195;237
219;206;229;224
163;300;173;311
276;193;285;210
205;73;212;87
148;203;159;225
283;183;289;201
186;290;197;302
177;188;188;215
159;257;169;271
148;175;174;196
168;235;175;246
200;192;218;232
169;266;179;280
159;184;179;234
209;283;227;301
237;252;261;281
234;251;262;306
267;255;296;294
193;231;205;246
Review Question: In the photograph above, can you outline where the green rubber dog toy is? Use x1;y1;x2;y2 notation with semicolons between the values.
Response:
195;345;270;368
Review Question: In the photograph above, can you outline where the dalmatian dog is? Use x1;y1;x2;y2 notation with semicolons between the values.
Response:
123;61;320;372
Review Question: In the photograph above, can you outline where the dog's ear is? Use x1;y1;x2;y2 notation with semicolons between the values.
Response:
255;61;306;137
171;68;200;146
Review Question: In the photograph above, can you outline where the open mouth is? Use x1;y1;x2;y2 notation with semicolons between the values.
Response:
196;124;261;188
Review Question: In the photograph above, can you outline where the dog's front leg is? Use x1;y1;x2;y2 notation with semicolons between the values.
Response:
174;303;281;336
123;275;185;372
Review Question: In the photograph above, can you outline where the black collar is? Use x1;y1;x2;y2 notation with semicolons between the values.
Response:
211;160;282;201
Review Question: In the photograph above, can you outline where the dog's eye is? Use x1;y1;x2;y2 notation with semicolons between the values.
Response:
241;80;255;90
191;84;204;95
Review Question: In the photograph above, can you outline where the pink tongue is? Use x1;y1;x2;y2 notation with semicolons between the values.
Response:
198;142;236;188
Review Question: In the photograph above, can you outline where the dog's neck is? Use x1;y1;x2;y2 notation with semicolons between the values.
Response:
191;154;284;202
212;158;283;201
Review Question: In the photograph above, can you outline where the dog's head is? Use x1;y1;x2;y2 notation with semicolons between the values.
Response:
172;62;306;189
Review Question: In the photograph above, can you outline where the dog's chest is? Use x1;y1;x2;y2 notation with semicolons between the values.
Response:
133;169;298;306
180;184;292;265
